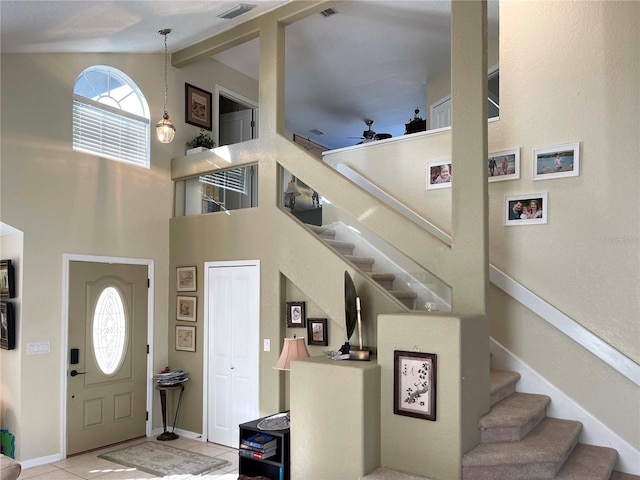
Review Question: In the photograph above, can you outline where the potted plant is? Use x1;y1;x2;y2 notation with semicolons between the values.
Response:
186;129;215;154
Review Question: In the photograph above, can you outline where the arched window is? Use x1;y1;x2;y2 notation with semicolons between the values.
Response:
73;66;151;168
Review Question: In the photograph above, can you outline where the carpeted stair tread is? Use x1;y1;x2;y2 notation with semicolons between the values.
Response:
553;443;617;479
480;392;550;443
490;369;521;406
344;255;375;272
462;417;582;479
388;290;418;299
324;238;356;255
370;272;396;289
306;224;335;239
611;472;640;480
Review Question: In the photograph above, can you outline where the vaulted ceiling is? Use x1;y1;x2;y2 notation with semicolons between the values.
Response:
1;0;499;150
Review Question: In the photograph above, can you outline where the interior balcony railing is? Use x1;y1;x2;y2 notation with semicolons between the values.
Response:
281;168;451;313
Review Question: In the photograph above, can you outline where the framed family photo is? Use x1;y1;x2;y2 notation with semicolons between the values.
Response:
533;143;580;180
426;160;452;190
177;296;197;322
307;318;328;346
176;325;196;352
185;83;212;131
394;350;437;421
505;192;548;226
488;148;520;182
286;301;305;328
176;266;197;292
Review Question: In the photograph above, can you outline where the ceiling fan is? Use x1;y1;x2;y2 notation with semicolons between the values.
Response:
348;119;392;143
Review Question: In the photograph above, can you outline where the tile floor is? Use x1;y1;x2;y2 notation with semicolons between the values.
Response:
18;436;239;480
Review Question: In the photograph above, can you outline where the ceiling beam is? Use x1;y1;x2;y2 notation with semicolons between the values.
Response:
171;0;340;68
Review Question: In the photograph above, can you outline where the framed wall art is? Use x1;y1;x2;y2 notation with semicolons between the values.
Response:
176;325;196;352
185;83;212;131
426;160;452;190
505;192;548;226
488;148;520;182
176;266;197;292
394;350;437;421
1;302;15;350
286;301;305;328
0;259;15;299
177;295;197;322
533;142;580;180
307;318;328;346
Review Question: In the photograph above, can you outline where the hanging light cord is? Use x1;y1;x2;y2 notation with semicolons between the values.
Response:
161;29;170;117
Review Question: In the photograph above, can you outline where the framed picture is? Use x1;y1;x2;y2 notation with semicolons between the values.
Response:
505;192;548;226
533;143;580;180
394;350;437;421
177;296;197;322
488;148;520;182
176;266;197;292
426;160;452;190
286;301;305;328
307;318;328;346
0;259;15;298
1;302;15;350
176;325;196;352
185;83;212;131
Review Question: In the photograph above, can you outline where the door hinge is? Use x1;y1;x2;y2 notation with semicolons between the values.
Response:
147;345;149;354
250;120;255;128
147;278;150;288
146;411;149;421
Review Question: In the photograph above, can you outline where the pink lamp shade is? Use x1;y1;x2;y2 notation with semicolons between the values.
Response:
273;337;310;370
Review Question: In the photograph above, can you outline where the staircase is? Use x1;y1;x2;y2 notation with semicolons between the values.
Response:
306;221;637;480
306;224;418;309
363;370;636;480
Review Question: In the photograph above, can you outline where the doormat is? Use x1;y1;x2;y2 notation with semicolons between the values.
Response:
98;441;230;477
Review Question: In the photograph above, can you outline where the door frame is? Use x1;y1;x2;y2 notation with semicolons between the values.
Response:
60;254;154;458
214;85;258;147
202;259;260;442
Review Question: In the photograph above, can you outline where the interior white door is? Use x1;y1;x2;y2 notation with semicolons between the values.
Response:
206;261;259;447
219;109;255;146
430;95;451;129
67;261;148;455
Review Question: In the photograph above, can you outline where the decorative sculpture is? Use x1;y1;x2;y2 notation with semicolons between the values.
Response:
340;271;370;361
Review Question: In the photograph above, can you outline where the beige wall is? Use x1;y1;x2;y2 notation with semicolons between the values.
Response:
0;51;256;460
324;0;640;450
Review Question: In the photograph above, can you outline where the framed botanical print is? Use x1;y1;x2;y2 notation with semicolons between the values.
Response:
185;83;212;131
307;318;328;346
176;266;197;292
394;350;437;421
177;296;197;322
286;301;306;328
176;325;196;352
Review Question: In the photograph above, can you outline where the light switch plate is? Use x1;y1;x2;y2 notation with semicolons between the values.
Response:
263;339;270;352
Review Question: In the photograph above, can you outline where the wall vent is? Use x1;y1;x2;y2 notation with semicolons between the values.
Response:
310;129;325;135
319;8;338;18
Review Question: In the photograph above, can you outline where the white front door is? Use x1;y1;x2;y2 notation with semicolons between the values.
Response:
67;261;148;455
206;261;260;447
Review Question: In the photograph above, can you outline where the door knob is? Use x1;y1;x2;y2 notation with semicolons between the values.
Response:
70;370;87;377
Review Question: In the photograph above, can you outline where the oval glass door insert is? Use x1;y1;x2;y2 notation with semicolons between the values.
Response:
93;286;127;375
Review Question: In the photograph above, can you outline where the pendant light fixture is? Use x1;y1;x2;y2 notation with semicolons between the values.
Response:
156;28;176;143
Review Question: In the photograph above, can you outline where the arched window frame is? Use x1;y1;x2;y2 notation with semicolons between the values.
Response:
73;65;151;168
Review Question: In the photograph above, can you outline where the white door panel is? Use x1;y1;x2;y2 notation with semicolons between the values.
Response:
206;262;259;447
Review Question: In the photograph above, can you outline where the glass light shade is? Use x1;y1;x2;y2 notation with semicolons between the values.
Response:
156;114;176;143
273;337;310;370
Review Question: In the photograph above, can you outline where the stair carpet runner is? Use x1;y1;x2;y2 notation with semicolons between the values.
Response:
307;223;637;480
362;370;636;480
306;224;418;310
